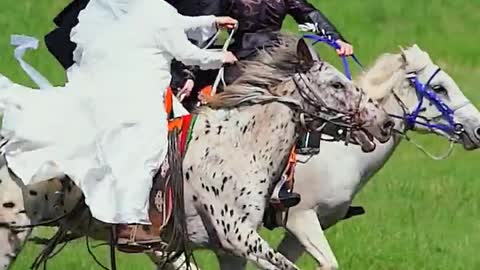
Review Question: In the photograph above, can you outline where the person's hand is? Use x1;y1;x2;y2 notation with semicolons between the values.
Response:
335;40;354;56
178;79;195;101
223;51;238;64
215;16;238;30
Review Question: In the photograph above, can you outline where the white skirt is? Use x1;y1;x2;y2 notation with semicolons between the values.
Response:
0;75;177;224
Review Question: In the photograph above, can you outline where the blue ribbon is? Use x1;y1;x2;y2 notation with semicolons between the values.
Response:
302;33;363;80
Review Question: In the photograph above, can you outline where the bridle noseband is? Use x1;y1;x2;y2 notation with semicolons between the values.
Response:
390;67;469;138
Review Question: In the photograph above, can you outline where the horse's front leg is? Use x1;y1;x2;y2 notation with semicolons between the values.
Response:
281;209;339;270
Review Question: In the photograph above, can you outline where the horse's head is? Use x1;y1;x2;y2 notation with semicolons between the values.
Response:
208;35;394;152
289;38;394;152
360;45;480;150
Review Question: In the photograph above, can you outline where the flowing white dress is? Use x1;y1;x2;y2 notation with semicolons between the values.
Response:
0;0;224;224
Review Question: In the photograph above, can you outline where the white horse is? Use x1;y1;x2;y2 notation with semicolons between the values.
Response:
271;44;480;270
213;44;480;270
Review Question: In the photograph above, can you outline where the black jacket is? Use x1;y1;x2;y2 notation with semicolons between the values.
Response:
44;0;89;69
225;0;345;59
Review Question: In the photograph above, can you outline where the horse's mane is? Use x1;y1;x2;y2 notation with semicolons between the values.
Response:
356;45;431;101
206;34;301;109
355;53;406;100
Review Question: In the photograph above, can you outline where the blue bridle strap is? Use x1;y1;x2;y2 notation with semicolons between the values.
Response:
302;34;363;80
405;68;459;134
303;33;460;135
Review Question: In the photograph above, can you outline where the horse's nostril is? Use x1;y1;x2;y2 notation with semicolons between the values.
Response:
383;120;395;131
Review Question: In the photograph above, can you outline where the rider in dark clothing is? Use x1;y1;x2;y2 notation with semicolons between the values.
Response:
223;0;352;83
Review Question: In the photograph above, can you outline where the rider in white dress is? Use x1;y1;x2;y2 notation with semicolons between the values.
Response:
0;0;237;233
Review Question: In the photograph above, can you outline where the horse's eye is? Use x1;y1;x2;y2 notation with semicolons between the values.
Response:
331;82;345;90
431;85;448;96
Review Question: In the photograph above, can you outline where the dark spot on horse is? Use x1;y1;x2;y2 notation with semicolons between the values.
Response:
268;251;274;260
209;205;215;215
205;120;211;129
241;215;248;223
192;195;198;202
260;178;266;183
222;177;228;185
2;202;15;208
44;194;49;201
212;172;216;179
205;130;210;135
17;210;27;214
186;172;190;180
235;120;240;126
205;186;210;192
217;125;223;135
242;205;247;210
252;154;256;162
241;125;247;134
269;161;273;167
237;235;242;241
203;204;208;212
194;136;199;141
258;191;263;195
229;209;234;217
29;190;38;196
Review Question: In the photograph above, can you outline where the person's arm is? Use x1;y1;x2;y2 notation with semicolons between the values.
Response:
286;0;345;41
158;25;236;70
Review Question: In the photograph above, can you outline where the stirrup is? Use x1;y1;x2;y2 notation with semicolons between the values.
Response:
116;225;165;253
270;176;301;210
295;147;320;155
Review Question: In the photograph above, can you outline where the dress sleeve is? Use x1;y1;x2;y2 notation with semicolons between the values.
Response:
286;0;345;41
180;15;218;47
157;26;224;70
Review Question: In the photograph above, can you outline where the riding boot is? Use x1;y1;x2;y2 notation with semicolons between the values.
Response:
296;130;321;155
343;206;366;220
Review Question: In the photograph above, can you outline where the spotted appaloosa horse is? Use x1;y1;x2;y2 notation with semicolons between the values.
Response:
0;36;393;270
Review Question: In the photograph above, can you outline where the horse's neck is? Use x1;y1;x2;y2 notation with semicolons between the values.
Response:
209;102;297;179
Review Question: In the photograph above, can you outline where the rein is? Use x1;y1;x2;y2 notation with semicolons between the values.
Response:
301;33;364;80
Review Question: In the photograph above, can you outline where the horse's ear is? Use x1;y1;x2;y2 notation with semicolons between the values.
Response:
297;39;315;70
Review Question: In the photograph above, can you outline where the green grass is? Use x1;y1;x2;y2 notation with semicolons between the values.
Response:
1;0;480;269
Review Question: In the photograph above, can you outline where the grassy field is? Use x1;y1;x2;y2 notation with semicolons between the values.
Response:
1;0;480;269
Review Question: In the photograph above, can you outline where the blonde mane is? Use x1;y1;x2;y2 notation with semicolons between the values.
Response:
356;45;433;101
